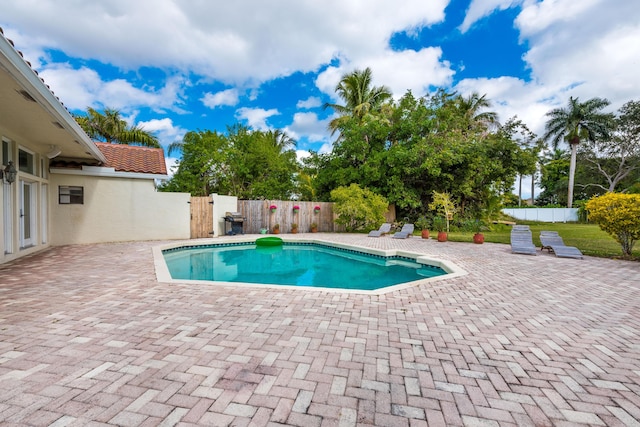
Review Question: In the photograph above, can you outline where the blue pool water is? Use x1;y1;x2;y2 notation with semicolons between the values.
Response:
163;243;446;291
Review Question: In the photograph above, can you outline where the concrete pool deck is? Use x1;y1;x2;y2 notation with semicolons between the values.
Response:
0;233;639;426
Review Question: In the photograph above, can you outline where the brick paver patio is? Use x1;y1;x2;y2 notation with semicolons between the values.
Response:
0;234;639;426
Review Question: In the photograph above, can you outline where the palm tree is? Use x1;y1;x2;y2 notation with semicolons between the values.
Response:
323;67;392;135
455;92;498;132
75;107;160;148
543;97;613;207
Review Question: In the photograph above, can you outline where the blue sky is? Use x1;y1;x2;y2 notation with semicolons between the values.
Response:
2;0;639;198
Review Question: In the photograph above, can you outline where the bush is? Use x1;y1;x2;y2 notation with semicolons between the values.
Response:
331;184;388;232
586;193;640;258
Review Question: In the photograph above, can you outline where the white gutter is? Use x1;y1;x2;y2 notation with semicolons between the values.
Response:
0;32;107;163
50;166;168;181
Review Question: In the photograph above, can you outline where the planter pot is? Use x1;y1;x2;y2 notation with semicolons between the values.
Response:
272;229;280;234
421;229;430;239
291;229;298;234
437;231;448;242
311;227;318;233
270;209;276;213
473;233;484;244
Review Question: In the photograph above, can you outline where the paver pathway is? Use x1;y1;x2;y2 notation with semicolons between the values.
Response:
0;234;639;426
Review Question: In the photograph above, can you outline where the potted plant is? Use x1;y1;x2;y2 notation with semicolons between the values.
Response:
429;191;457;242
291;223;298;234
313;205;321;214
293;205;300;213
269;204;277;213
310;222;318;233
472;219;485;244
415;217;430;239
272;223;280;234
432;216;448;242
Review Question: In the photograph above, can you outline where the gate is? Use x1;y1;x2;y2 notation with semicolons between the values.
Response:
190;196;213;238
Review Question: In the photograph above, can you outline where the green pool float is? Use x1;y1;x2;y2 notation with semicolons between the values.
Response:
255;237;283;247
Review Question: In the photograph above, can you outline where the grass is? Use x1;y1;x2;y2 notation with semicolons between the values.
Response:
437;222;639;260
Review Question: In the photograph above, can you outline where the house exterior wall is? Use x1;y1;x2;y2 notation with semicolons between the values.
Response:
212;194;238;237
1;135;52;264
50;173;190;245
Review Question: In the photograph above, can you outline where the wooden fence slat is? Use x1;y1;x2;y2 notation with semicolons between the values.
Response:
238;200;345;234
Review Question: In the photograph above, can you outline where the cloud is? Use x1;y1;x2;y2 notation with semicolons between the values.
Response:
459;0;521;33
235;107;279;131
297;97;322;109
316;48;454;101
284;112;331;145
37;63;185;113
201;88;240;108
0;0;449;86
138;117;187;149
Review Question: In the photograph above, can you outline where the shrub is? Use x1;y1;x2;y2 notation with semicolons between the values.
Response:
429;191;457;233
586;193;640;258
331;184;388;232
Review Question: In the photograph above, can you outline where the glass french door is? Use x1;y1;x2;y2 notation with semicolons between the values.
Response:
19;180;36;248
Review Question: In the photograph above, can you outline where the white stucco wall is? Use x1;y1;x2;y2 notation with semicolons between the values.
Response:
50;173;190;245
212;194;238;237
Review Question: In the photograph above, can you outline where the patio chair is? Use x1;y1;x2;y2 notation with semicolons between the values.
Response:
392;223;415;239
539;231;583;259
510;227;537;255
368;223;392;237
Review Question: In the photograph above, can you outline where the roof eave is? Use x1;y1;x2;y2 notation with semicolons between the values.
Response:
0;34;107;164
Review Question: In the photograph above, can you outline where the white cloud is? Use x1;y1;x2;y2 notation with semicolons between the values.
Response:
297;97;322;109
316;48;454;101
459;0;522;33
235;107;279;131
1;0;448;85
38;63;185;112
138;117;187;149
201;89;239;108
284;112;330;144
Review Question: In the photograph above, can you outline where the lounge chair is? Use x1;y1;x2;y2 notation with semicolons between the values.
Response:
368;223;392;237
539;231;583;259
392;223;414;239
510;226;537;255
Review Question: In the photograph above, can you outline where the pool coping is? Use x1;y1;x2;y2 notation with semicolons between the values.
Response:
152;237;467;295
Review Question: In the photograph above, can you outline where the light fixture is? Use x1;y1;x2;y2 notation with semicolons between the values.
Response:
1;161;17;184
46;145;62;159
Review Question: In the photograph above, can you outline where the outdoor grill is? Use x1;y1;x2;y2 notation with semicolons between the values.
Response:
223;212;245;235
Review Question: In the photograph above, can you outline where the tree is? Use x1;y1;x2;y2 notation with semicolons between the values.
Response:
324;67;392;135
455;92;498;134
429;191;457;233
543;97;614;207
537;149;570;205
578;99;640;193
586;193;640;258
160;126;299;198
74;107;160;147
331;184;388;232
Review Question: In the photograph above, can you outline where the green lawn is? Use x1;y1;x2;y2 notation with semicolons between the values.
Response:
440;222;639;260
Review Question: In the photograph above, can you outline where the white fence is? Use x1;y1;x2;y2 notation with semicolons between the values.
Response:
502;208;579;223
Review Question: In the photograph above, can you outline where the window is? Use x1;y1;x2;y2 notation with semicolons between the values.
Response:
2;138;11;165
59;186;84;204
19;148;35;175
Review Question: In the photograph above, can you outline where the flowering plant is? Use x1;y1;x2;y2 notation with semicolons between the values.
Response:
269;205;277;210
293;205;300;211
314;205;321;212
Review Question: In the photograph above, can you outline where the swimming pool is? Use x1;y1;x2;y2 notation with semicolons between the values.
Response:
157;239;464;293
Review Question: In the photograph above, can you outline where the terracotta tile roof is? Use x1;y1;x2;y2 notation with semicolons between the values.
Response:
95;142;167;175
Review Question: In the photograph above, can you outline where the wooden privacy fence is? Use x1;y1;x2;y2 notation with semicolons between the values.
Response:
238;200;345;233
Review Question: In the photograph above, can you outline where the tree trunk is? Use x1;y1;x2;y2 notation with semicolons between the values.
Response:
518;175;522;207
567;143;578;208
531;172;535;205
